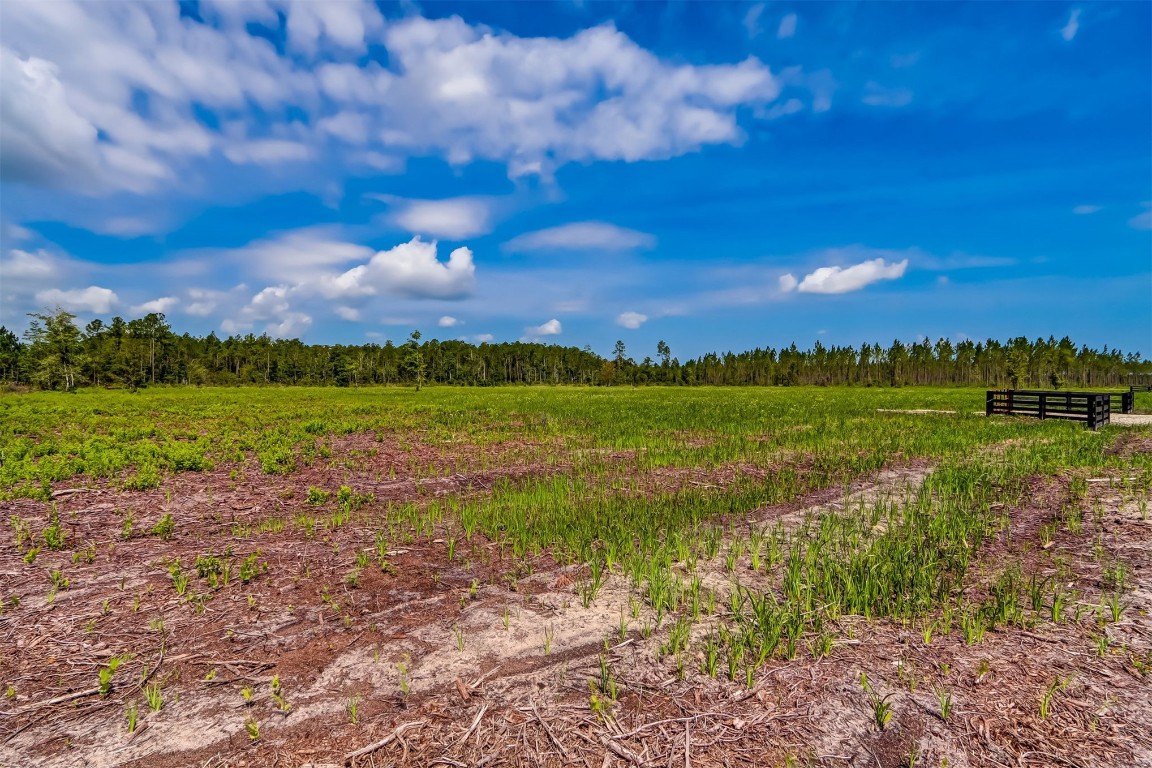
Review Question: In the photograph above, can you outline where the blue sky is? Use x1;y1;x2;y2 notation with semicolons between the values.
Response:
1;0;1149;359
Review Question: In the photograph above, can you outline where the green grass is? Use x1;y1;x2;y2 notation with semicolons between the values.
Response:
3;385;1149;678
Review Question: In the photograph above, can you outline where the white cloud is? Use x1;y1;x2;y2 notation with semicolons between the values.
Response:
524;318;562;337
224;283;312;338
503;221;656;253
230;229;376;282
2;3;797;200
778;273;798;292
1061;9;1081;42
132;296;178;314
1073;205;1102;215
795;258;908;294
742;4;765;38
284;0;383;56
777;13;798;40
185;287;229;316
370;18;783;175
267;312;312;338
222;139;311;166
615;311;647;329
335;306;360;321
307;237;475;301
385;196;493;240
7;223;34;241
438;315;460;327
473;333;494;343
357;238;475;300
1130;202;1152;231
0;48;103;190
36;285;118;313
3;248;58;280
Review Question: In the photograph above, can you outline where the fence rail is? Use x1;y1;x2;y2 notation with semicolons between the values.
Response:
986;390;1112;430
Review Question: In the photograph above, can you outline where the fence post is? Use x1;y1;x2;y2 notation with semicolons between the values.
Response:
1123;390;1133;414
986;391;995;416
1039;392;1046;421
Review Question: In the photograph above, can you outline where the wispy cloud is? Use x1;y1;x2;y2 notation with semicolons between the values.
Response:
503;222;655;253
380;196;494;240
862;82;913;108
1130;202;1152;231
742;3;765;38
777;13;798;40
1073;204;1102;215
1061;9;1081;42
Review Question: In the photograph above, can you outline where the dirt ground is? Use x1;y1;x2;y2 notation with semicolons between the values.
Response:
1;431;1150;768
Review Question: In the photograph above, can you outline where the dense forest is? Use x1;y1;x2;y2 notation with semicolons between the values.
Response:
2;309;1149;391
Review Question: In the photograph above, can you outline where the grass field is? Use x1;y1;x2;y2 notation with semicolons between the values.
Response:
1;386;1150;767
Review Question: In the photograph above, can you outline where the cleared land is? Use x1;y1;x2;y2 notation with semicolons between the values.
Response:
1;387;1150;768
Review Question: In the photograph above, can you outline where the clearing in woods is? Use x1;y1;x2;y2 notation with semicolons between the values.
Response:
1;386;1150;768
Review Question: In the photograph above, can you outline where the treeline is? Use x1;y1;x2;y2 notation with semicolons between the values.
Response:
2;309;1149;391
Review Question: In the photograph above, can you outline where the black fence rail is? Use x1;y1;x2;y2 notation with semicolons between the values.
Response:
986;390;1112;430
1132;384;1152;393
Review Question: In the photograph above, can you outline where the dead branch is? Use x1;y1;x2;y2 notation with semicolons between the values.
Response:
344;720;425;766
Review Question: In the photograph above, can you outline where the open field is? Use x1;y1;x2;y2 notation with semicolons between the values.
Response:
2;386;1151;768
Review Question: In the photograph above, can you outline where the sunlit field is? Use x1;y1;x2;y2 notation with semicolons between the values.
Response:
2;386;1150;767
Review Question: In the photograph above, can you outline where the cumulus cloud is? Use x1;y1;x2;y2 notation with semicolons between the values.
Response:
185;287;230;317
615;311;647;329
299;237;475;303
384;196;493;240
357;238;475;300
473;333;494;343
1;2;798;199
778;273;798;293
334;306;360;321
1061;9;1081;42
132;296;178;314
503;222;656;253
36;285;118;313
524;318;562;337
777;13;798;39
438;315;460;327
372;18;783;174
1073;205;1101;215
784;258;908;294
283;0;383;56
223;284;312;338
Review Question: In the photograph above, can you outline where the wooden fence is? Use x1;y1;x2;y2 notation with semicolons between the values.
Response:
986;390;1112;430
